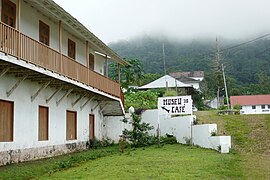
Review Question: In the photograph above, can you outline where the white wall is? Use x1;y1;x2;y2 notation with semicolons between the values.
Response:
240;105;270;115
0;72;104;152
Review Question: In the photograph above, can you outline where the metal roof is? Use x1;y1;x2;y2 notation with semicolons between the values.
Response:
230;95;270;106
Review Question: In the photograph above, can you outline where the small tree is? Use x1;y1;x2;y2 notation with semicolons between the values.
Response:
122;113;154;147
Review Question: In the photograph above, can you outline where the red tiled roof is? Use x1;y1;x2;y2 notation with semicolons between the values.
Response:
230;95;270;106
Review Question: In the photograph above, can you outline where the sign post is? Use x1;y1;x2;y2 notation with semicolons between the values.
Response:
157;95;193;146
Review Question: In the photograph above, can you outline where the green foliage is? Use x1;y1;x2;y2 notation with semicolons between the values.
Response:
124;90;158;110
141;73;162;86
110;36;270;97
233;105;242;110
164;89;177;97
122;113;154;147
90;137;115;149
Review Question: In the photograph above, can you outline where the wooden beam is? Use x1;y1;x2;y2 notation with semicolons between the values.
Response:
72;93;87;107
91;101;102;112
31;81;51;102
99;104;108;114
6;74;28;97
0;68;10;78
56;89;73;106
46;86;63;103
80;96;94;110
86;41;89;67
106;55;108;77
18;0;21;58
59;20;63;73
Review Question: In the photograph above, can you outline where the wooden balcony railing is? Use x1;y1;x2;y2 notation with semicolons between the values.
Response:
0;22;124;104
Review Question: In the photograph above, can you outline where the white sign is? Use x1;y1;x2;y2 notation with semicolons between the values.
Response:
158;96;192;115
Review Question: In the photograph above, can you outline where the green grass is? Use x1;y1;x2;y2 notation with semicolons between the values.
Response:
40;145;242;179
1;111;270;179
0;146;119;180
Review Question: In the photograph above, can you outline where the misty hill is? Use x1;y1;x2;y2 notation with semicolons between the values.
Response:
109;35;270;85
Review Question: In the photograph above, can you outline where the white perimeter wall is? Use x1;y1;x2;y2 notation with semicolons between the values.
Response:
0;73;104;152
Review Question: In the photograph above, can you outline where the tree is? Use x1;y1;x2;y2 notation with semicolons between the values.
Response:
109;58;144;91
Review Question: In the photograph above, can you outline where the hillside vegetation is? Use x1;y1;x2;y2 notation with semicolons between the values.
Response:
109;35;270;96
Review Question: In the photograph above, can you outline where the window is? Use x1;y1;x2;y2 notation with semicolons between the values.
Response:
268;105;270;109
66;111;77;140
39;21;50;46
261;105;265;109
1;0;16;28
252;105;256;109
68;39;76;59
89;53;94;71
0;100;13;142
38;106;49;141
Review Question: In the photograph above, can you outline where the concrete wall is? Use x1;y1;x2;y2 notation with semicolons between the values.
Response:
0;72;104;165
104;109;231;153
240;105;270;115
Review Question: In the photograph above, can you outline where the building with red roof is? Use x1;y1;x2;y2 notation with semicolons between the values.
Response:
230;95;270;114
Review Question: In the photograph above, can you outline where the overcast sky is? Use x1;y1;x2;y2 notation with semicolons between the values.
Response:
54;0;270;44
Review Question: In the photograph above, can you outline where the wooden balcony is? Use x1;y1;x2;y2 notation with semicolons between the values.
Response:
0;22;123;104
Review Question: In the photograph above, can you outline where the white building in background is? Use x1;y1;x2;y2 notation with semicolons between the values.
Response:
0;0;128;166
231;95;270;114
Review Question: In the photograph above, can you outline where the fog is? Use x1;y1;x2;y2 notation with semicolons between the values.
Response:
54;0;270;43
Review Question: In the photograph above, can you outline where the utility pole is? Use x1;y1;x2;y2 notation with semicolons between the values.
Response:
222;64;230;109
215;37;222;109
163;43;168;91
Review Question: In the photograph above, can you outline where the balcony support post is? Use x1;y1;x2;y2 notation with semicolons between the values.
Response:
46;86;63;104
0;67;10;79
106;55;108;78
17;0;21;58
59;20;62;73
6;74;28;97
72;93;87;107
80;96;94;110
56;88;73;106
31;81;51;102
86;41;89;67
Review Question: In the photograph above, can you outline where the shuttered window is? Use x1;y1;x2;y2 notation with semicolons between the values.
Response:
38;106;49;141
68;39;76;59
0;100;13;142
66;111;77;140
39;21;50;46
1;0;16;28
89;53;94;71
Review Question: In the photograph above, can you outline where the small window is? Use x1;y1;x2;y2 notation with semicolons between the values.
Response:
89;53;94;71
38;106;49;141
66;111;77;140
252;105;256;109
39;21;50;46
0;100;14;142
268;105;270;109
1;0;16;28
68;39;76;59
261;105;265;109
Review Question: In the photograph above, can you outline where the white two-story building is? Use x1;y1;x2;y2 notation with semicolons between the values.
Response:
0;0;128;166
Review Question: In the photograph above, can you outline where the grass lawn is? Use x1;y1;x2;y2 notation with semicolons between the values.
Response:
40;145;241;179
1;111;269;179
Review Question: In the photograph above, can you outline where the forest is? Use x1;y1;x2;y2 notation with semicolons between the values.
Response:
109;35;270;98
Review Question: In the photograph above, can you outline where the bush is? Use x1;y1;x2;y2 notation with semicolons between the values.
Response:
90;137;114;149
124;90;158;111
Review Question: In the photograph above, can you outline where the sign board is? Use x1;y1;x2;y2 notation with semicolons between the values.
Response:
158;96;192;115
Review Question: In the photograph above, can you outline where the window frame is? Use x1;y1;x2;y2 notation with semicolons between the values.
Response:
0;99;14;142
252;105;256;110
68;39;76;59
66;110;77;140
261;105;265;109
1;0;16;28
38;106;49;141
39;20;50;46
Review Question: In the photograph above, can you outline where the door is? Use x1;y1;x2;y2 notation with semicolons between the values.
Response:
1;0;16;28
89;114;95;140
